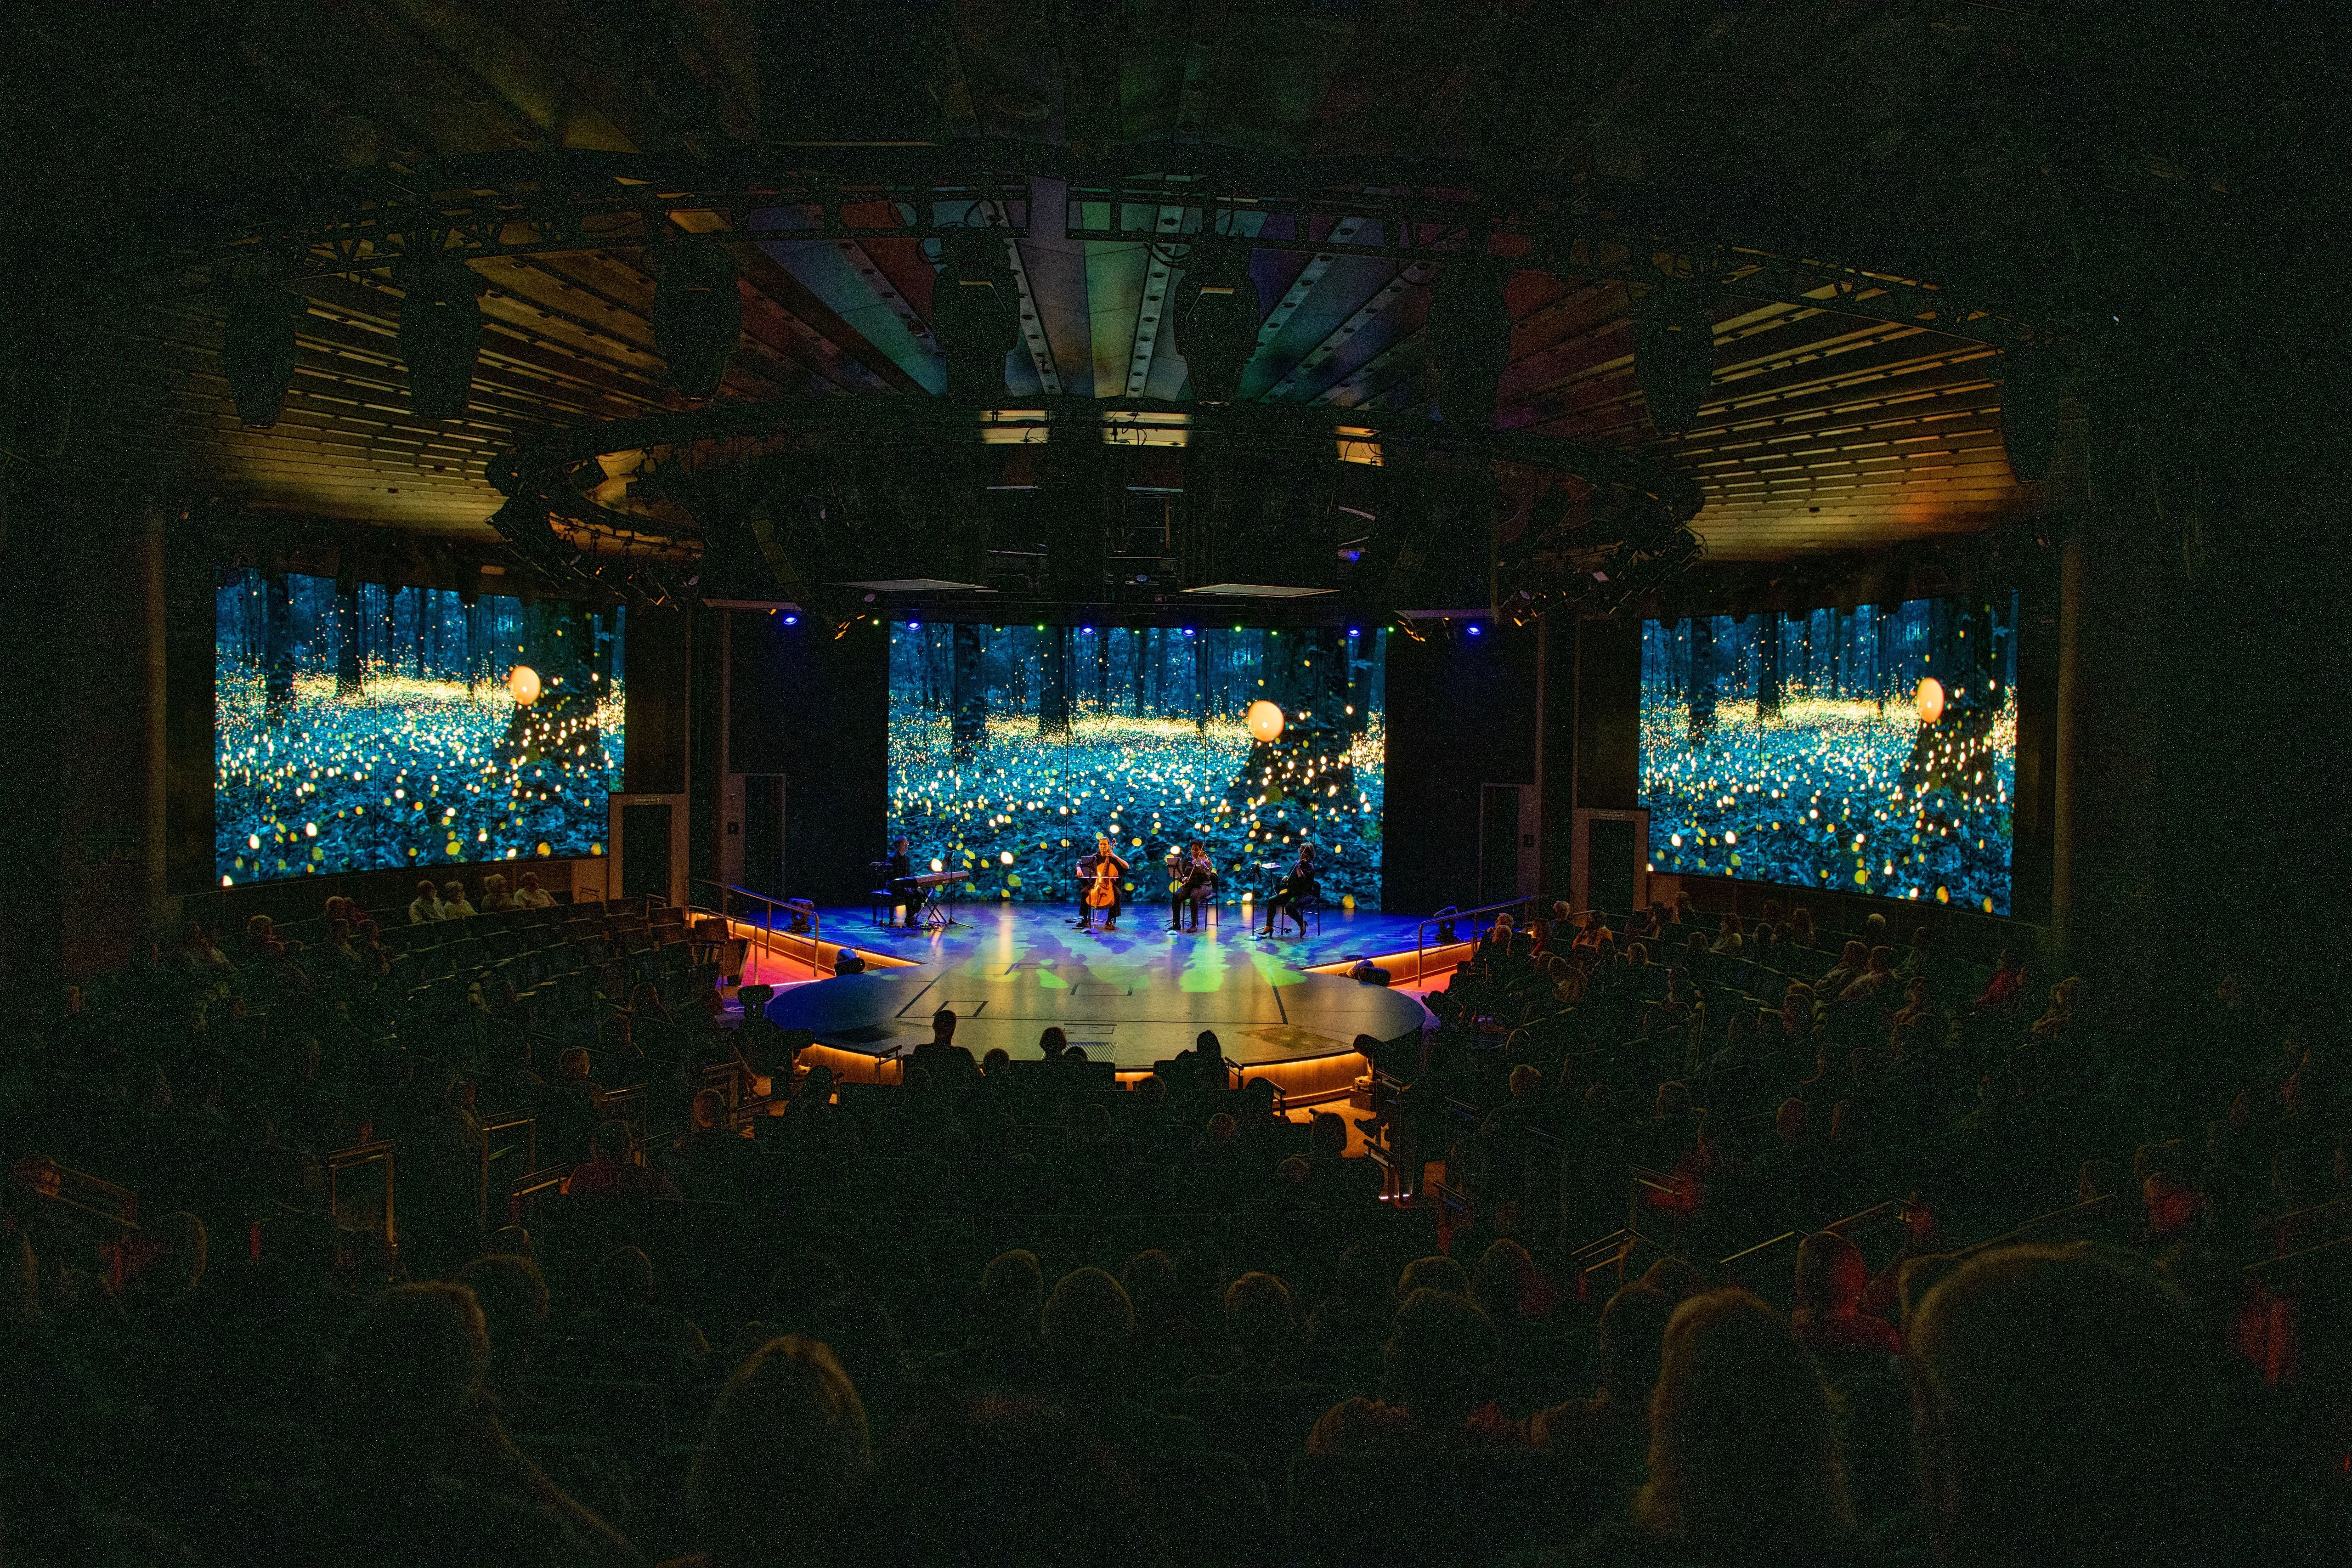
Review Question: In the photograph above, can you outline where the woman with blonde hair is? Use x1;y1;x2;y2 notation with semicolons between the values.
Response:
689;1335;871;1568
1629;1289;1854;1565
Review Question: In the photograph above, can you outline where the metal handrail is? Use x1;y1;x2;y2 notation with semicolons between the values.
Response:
690;877;831;980
324;1139;396;1253
1413;892;1558;993
478;1113;537;1234
507;1164;574;1225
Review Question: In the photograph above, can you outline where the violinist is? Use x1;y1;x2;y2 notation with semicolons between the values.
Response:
1166;841;1217;933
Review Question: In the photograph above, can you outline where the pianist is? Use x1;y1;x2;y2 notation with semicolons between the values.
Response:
885;836;919;927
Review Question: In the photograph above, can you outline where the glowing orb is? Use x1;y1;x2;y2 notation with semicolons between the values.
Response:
1914;677;1945;725
509;665;543;706
1245;700;1286;743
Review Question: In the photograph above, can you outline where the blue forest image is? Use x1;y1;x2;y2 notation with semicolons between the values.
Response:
1639;595;2018;914
216;572;624;884
887;624;1386;909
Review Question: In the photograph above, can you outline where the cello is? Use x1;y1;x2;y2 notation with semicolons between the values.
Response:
1077;835;1125;931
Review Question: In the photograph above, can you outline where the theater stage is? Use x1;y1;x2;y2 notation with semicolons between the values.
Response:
758;901;1434;1096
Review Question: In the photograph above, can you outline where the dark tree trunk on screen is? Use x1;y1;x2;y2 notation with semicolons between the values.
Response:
1757;611;1782;722
412;587;427;676
1039;626;1071;738
951;623;986;763
375;585;395;680
1797;611;1816;696
1874;606;1894;716
1686;617;1717;738
265;576;296;725
1193;634;1210;733
464;600;483;696
1094;630;1109;712
1135;628;1150;717
336;585;362;696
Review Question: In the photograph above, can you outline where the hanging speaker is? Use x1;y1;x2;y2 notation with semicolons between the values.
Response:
1427;258;1514;427
1998;349;2058;483
931;228;1020;402
1179;232;1261;402
219;282;307;429
396;260;485;420
1634;277;1716;437
651;240;742;399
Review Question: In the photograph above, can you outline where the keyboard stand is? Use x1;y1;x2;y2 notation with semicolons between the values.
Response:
917;882;962;930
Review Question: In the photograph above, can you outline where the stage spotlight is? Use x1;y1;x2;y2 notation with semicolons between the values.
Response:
1427;256;1513;427
218;281;307;429
1466;623;1482;637
1634;275;1717;437
396;258;484;419
1997;349;2058;483
1179;231;1262;402
784;615;798;625
1245;700;1285;742
650;240;742;399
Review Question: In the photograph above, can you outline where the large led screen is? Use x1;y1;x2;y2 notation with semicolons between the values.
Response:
887;624;1385;908
216;572;624;884
1639;596;2018;913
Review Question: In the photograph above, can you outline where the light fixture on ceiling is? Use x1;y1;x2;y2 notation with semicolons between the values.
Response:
396;256;485;420
650;238;741;399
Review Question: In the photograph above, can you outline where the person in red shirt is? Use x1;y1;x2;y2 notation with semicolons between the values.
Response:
563;1121;680;1200
1973;948;2026;1015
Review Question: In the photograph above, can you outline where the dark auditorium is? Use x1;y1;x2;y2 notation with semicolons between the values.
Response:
4;5;2349;1565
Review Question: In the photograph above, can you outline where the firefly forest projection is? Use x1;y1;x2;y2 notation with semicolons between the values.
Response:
887;624;1387;909
216;572;626;884
1639;594;2018;914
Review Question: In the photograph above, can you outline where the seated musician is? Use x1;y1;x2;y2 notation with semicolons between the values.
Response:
1073;835;1130;934
1261;845;1320;938
885;836;919;927
1167;841;1216;932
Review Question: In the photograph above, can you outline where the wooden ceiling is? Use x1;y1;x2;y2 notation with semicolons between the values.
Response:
0;1;2293;564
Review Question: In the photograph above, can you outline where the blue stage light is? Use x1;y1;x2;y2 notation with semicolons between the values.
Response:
784;615;798;625
1467;623;1482;637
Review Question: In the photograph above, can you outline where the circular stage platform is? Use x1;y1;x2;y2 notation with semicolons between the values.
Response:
761;905;1430;1090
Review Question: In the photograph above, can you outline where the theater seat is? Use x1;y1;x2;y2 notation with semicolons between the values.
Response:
1142;1449;1269;1568
1284;1449;1605;1568
1156;1383;1347;1489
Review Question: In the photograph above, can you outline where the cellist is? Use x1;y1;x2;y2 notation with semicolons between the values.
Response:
1073;834;1130;934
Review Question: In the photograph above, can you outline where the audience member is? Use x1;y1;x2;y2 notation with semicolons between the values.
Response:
690;1335;870;1568
1306;1288;1521;1452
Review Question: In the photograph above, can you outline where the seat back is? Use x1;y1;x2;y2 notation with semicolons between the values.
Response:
1284;1449;1604;1568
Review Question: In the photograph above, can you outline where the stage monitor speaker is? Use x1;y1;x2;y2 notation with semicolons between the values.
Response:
1480;783;1539;907
608;792;690;910
1570;807;1649;917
